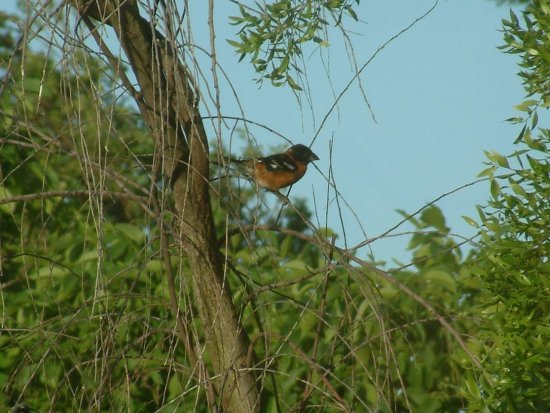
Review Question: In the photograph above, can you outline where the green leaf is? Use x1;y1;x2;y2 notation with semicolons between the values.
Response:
510;181;527;197
462;215;479;228
68;241;85;262
397;208;421;227
286;75;302;91
346;6;358;21
504;116;525;124
280;235;293;257
531;111;538;129
478;165;496;177
486;151;510;168
23;76;42;94
379;284;398;299
476;205;487;223
490;178;501;199
278;55;290;73
423;269;456;292
34;264;69;278
420;206;447;232
116;223;145;244
526;155;542;172
79;249;99;263
514;99;538;112
226;39;243;49
514;124;528;144
0;185;15;213
145;259;162;273
168;374;183;398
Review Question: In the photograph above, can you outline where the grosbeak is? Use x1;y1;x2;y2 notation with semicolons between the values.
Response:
215;144;319;191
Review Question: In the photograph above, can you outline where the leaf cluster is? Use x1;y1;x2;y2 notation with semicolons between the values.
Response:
461;3;550;410
228;0;359;90
468;136;550;411
501;5;550;106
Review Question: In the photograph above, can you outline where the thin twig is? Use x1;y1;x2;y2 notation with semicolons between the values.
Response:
311;0;439;145
0;189;147;205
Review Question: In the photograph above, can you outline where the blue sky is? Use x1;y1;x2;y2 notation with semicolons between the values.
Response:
4;0;526;264
196;0;525;263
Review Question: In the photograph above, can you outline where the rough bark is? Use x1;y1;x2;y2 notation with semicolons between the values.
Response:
69;1;260;411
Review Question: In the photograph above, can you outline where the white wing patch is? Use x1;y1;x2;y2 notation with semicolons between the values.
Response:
261;157;297;171
282;161;296;169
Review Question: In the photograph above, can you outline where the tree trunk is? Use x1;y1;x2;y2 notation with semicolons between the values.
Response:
70;1;260;411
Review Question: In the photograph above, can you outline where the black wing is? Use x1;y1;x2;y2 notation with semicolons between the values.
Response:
258;153;297;172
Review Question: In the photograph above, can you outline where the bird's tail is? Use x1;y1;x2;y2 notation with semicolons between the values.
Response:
210;155;225;166
210;154;247;183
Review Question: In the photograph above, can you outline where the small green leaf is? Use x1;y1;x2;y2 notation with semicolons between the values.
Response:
486;151;510;168
510;9;519;26
145;259;162;273
0;186;15;213
510;181;527;197
531;111;538;129
490;178;501;199
478;165;496;177
279;55;290;73
226;39;243;49
116;223;145;244
286;76;302;91
424;269;456;292
504;116;525;124
476;205;487;223
379;285;398;299
526;155;542;172
346;6;358;21
514;124;528;144
462;215;479;228
420;206;447;232
514;99;538;112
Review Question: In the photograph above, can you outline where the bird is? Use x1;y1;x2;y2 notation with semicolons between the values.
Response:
214;144;319;192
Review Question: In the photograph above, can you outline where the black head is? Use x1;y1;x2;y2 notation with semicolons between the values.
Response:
287;144;319;163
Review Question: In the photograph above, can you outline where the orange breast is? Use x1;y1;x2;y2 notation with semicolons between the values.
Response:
254;162;307;190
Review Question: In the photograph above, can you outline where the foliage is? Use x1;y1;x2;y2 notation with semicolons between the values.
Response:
0;19;171;410
489;0;532;5
380;206;478;412
2;0;550;411
501;5;550;107
461;3;550;411
467;126;550;413
228;0;359;90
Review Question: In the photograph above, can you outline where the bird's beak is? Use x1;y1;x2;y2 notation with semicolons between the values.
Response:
310;152;320;161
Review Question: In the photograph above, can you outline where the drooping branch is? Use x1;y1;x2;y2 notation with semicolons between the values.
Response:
69;1;261;411
223;223;483;371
